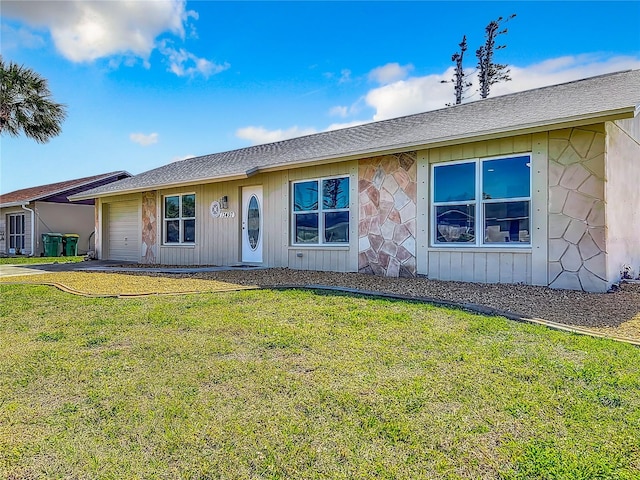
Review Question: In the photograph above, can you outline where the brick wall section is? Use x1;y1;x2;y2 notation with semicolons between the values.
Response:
358;152;417;277
141;192;157;264
548;126;607;292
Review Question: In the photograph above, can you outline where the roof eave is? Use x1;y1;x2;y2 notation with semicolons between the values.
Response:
69;171;251;201
257;106;637;174
67;105;638;199
0;200;30;209
1;171;131;206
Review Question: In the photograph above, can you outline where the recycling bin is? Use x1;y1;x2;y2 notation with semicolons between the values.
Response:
62;233;80;256
42;233;63;257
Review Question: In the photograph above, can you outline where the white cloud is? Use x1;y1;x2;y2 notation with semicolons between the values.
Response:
235;126;318;145
236;54;640;146
329;106;349;118
158;40;229;78
130;132;159;146
171;154;196;162
1;0;226;78
0;23;46;50
339;69;352;84
368;62;414;85
366;54;640;121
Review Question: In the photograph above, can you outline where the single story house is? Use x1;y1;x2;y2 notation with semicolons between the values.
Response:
72;70;640;292
0;171;131;256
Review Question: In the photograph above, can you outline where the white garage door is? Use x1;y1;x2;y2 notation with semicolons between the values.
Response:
107;200;140;262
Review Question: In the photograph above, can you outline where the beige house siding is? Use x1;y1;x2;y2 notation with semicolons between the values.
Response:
33;202;95;255
1;202;94;256
131;162;358;270
605;116;640;283
96;118;637;292
418;133;540;285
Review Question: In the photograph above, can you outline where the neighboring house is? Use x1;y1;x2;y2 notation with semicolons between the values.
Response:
0;171;131;256
71;70;640;292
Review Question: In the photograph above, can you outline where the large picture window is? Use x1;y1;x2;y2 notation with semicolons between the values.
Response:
292;176;349;245
432;155;531;246
163;193;195;244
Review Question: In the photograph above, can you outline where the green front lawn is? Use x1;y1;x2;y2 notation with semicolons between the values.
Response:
1;285;639;479
0;255;85;265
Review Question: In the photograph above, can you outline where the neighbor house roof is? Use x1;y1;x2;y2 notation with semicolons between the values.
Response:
72;69;640;200
1;171;132;208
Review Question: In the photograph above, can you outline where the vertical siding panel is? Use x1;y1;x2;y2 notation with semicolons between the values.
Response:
280;172;289;268
449;145;463;161
499;137;514;155
531;132;549;286
513;135;532;153
416;151;429;275
474;253;487;283
499;253;514;283
439;252;451;281
462;143;475;160
486;253;500;283
474;141;488;158
428;251;439;278
450;251;462;281
487;139;501;157
461;252;475;282
512;254;528;284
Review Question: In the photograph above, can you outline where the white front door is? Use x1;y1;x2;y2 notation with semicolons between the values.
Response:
242;186;263;263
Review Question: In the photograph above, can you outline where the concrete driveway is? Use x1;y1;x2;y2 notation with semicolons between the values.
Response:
0;260;124;278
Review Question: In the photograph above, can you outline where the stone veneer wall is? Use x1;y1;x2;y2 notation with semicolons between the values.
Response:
358;152;417;277
548;126;607;292
141;192;157;264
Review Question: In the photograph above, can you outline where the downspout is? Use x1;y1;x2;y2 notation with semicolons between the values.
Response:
21;203;36;256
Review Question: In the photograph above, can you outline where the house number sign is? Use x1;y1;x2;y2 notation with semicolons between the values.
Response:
210;201;235;218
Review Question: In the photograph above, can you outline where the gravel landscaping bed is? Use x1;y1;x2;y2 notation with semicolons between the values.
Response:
130;268;640;332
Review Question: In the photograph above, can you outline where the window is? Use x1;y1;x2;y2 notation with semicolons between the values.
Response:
163;194;195;244
8;214;25;251
432;155;531;246
292;176;349;245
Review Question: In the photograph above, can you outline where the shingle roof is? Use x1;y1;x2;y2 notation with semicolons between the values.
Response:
73;69;640;200
1;171;131;207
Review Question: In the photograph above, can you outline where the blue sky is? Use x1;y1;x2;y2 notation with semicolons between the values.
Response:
2;1;639;194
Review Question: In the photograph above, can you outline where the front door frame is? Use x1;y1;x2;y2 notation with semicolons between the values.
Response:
241;185;263;263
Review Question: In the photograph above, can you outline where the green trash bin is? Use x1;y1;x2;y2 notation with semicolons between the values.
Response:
42;233;63;257
62;234;80;256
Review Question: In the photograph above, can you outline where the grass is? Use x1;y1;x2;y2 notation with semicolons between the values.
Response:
1;284;639;479
0;256;85;265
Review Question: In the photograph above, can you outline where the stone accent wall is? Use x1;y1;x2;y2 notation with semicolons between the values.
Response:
358;152;417;277
141;192;157;264
548;126;607;292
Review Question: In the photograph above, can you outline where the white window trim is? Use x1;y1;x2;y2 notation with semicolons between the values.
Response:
291;175;350;246
8;213;26;250
162;192;196;245
431;154;532;248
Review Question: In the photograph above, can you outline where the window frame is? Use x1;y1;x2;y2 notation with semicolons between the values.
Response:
162;193;196;245
291;175;350;246
431;154;532;248
8;213;26;250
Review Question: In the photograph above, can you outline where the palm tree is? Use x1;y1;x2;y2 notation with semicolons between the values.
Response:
0;57;67;143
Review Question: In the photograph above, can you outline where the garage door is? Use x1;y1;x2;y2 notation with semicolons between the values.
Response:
107;200;140;262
